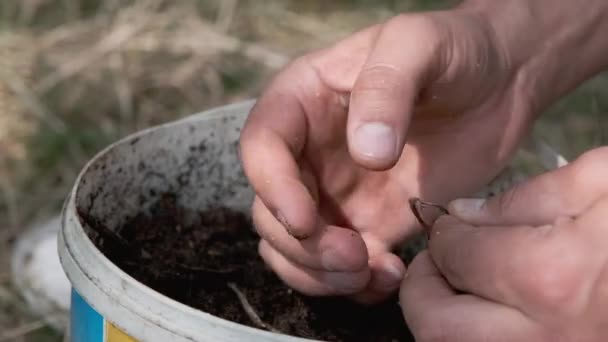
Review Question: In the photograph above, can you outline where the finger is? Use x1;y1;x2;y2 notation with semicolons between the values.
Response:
348;15;444;170
258;240;370;296
239;66;322;239
428;215;556;308
350;252;406;304
448;147;608;226
400;251;456;307
400;251;540;342
252;196;368;272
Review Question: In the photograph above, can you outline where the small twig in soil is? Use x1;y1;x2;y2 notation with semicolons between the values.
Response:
170;264;238;282
0;320;47;341
409;198;449;240
174;262;239;276
159;260;241;279
227;282;280;334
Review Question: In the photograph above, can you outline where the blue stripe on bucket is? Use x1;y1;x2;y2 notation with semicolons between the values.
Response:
71;288;104;342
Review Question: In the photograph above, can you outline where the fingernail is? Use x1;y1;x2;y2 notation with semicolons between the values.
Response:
321;250;347;272
385;263;405;282
449;198;485;218
353;122;397;161
276;210;309;240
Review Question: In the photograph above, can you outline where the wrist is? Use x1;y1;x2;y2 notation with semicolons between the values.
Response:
462;0;608;115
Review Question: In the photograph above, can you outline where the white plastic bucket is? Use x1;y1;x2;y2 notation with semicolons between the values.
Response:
58;100;324;342
58;100;566;342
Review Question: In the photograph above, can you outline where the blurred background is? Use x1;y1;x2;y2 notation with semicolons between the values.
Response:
0;0;606;340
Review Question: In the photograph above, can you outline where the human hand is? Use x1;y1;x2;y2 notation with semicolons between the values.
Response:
239;0;608;303
401;147;608;341
239;7;527;304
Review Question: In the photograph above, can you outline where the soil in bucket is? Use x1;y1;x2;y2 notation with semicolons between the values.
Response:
81;193;417;342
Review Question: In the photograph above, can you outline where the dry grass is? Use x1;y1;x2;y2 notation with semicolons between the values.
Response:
0;0;606;340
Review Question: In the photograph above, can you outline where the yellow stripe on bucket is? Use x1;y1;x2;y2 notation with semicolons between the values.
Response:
106;322;137;342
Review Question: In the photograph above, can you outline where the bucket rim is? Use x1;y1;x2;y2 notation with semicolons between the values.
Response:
59;99;321;342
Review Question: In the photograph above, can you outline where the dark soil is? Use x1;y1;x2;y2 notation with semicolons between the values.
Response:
85;193;415;342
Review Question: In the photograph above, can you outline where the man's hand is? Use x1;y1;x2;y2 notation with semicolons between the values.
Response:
239;6;532;304
239;0;608;303
401;147;608;341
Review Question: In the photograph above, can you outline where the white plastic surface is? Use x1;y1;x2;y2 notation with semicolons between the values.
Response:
12;216;71;331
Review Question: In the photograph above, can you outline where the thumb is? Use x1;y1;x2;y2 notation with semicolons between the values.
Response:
448;148;608;226
347;16;444;170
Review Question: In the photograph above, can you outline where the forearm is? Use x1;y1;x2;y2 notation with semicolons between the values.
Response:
464;0;608;115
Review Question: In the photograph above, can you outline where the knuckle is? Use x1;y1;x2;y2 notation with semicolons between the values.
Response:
571;147;608;185
354;64;404;98
278;55;317;84
516;246;584;312
534;270;575;305
559;147;608;205
350;69;404;118
291;54;314;68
